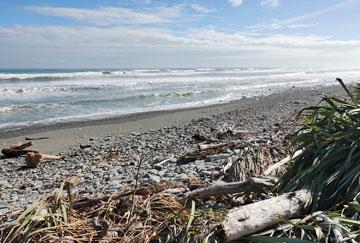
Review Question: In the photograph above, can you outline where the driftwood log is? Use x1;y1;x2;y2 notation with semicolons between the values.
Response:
2;141;60;168
220;189;311;242
1;148;37;158
2;141;35;158
188;176;277;199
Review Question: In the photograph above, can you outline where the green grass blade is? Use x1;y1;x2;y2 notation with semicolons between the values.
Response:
247;235;314;243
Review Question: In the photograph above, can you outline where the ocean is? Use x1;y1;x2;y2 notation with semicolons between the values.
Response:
1;67;360;131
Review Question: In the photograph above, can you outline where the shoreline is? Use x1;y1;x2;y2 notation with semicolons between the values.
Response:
0;85;345;153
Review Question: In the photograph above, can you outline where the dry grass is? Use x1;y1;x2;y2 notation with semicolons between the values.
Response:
0;179;227;243
225;145;273;182
224;141;289;182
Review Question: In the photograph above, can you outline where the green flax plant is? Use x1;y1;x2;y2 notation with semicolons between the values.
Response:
278;79;360;211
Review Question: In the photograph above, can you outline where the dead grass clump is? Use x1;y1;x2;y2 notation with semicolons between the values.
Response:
224;144;288;182
0;180;223;243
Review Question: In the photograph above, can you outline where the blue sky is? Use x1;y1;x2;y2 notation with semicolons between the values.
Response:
1;0;360;68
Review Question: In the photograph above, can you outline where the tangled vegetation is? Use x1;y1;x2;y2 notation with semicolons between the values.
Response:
0;179;228;243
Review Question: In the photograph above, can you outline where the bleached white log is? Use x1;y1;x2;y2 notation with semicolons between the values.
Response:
221;189;311;242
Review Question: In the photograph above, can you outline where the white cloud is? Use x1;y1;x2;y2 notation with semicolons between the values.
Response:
248;20;319;30
190;3;213;13
23;5;186;26
260;0;280;8
248;0;358;30
1;24;360;68
1;25;359;53
187;28;360;49
229;0;244;7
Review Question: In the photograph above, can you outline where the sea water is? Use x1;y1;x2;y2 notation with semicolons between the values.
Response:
1;67;360;131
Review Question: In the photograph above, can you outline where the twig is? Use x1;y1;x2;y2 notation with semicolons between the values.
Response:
25;137;49;140
153;157;173;168
129;155;145;221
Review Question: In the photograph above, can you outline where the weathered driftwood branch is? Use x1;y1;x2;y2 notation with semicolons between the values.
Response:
263;149;303;176
2;141;35;158
1;148;37;158
188;176;277;199
220;189;311;242
9;141;33;150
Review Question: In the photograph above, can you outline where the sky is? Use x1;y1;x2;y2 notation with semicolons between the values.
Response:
1;0;360;68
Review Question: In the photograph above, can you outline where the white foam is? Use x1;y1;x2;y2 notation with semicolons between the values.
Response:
0;103;67;113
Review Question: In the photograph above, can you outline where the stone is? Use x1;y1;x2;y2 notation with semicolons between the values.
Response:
0;180;10;188
153;164;163;170
110;179;123;187
207;154;231;162
201;170;221;177
174;174;188;181
140;174;161;184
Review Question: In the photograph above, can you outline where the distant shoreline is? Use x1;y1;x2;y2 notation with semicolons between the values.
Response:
0;85;345;153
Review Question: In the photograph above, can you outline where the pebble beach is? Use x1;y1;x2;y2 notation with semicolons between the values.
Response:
0;85;345;213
